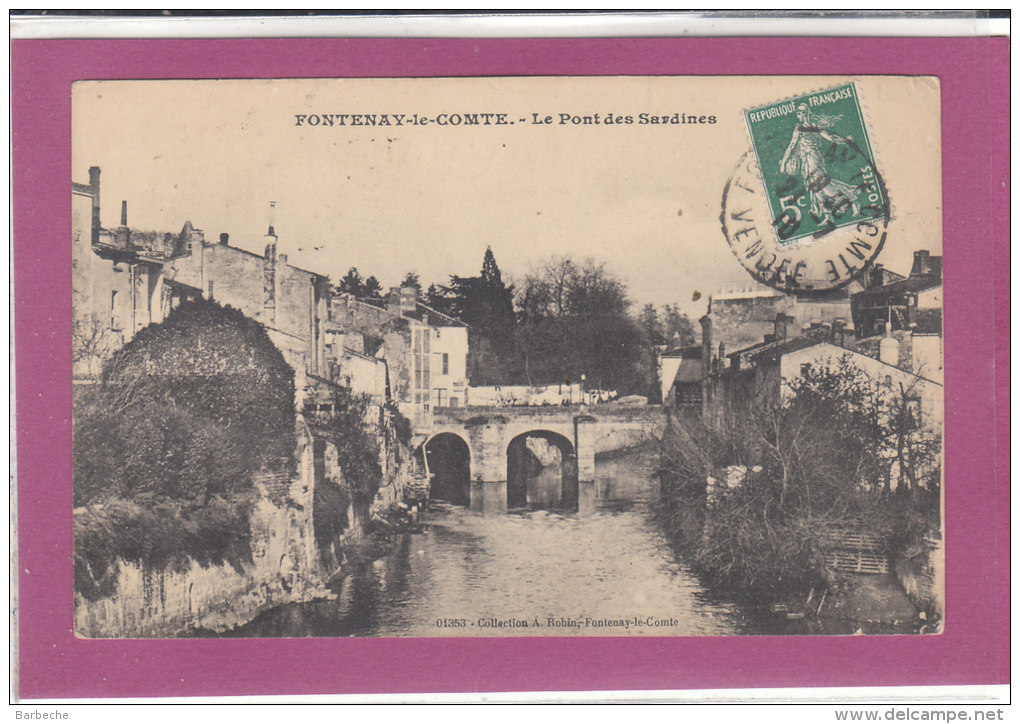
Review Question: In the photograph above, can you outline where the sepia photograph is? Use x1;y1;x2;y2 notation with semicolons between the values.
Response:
69;75;945;640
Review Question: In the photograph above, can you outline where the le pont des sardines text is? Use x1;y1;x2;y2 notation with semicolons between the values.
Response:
294;111;718;128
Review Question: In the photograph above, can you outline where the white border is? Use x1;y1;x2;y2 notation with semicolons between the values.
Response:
9;12;1005;40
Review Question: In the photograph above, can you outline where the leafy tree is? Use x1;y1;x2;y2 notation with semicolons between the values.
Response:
76;299;295;505
513;257;644;392
425;283;452;314
73;299;296;599
660;359;942;606
437;248;515;335
662;304;696;347
639;304;664;346
311;386;382;509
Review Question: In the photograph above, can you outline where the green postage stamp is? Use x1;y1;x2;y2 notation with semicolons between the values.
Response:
744;82;886;244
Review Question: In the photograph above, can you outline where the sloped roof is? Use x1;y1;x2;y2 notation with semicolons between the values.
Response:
660;345;702;360
729;327;832;365
854;275;941;302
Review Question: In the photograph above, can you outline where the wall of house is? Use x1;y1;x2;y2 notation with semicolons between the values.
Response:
658;356;684;404
429;326;468;408
917;286;942;309
911;334;943;383
166;242;265;323
854;330;914;372
334;349;388;402
708;291;853;357
72;191;171;378
779;342;944;430
331;299;413;397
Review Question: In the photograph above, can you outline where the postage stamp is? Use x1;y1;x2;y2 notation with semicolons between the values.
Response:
743;82;886;244
722;83;891;294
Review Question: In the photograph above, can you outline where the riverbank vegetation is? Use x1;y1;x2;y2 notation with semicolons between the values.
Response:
73;300;296;600
659;360;942;617
309;386;383;566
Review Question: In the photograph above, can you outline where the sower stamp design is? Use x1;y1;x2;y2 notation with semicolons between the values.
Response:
746;83;886;242
723;83;890;293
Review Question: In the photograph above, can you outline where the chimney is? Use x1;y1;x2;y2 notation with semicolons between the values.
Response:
267;201;277;238
774;313;792;341
88;166;101;247
219;233;229;246
868;263;886;289
400;285;417;314
699;314;712;378
387;286;403;316
910;250;933;278
263;235;277;324
113;200;130;248
832;319;846;348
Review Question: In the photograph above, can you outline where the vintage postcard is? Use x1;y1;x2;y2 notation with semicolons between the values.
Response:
69;75;945;640
12;25;1009;702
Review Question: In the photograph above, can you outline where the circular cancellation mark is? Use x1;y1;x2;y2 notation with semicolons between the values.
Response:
721;139;891;295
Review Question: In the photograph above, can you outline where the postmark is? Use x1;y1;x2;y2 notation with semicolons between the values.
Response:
722;83;890;293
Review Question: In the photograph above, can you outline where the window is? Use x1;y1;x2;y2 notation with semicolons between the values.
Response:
434;388;448;408
110;290;120;329
442;352;449;375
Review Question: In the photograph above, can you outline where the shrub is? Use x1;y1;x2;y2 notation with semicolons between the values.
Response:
660;360;941;603
73;495;254;601
73;299;296;599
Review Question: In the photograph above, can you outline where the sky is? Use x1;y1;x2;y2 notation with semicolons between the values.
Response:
73;76;943;317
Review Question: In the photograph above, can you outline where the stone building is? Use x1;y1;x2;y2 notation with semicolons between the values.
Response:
701;310;942;435
700;286;859;374
851;250;943;383
161;218;330;409
73;168;332;409
851;251;942;338
329;286;469;428
72;168;190;378
657;345;703;413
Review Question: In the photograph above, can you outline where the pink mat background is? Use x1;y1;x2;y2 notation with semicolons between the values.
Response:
11;36;1009;699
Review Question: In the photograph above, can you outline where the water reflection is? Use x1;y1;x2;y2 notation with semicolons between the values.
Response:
203;447;920;638
210;447;762;638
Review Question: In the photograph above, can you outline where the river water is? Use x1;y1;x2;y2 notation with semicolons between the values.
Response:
214;445;795;638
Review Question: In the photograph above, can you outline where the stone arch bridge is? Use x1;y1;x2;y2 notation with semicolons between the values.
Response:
420;404;663;513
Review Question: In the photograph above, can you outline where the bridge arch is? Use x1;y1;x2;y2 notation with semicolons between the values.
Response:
506;429;578;511
420;432;472;506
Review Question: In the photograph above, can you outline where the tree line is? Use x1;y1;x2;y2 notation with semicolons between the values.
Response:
334;247;697;399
